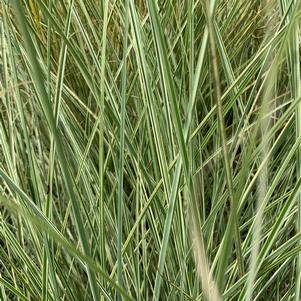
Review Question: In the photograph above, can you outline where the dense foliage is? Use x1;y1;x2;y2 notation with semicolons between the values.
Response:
1;0;301;300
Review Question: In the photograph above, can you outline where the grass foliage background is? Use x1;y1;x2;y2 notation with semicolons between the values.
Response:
1;0;301;300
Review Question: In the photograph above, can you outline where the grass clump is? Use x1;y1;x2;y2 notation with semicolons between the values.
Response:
1;0;301;300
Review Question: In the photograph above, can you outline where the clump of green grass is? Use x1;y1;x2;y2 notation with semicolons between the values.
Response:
1;1;301;300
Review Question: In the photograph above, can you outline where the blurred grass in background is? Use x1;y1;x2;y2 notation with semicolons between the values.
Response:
1;0;301;300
